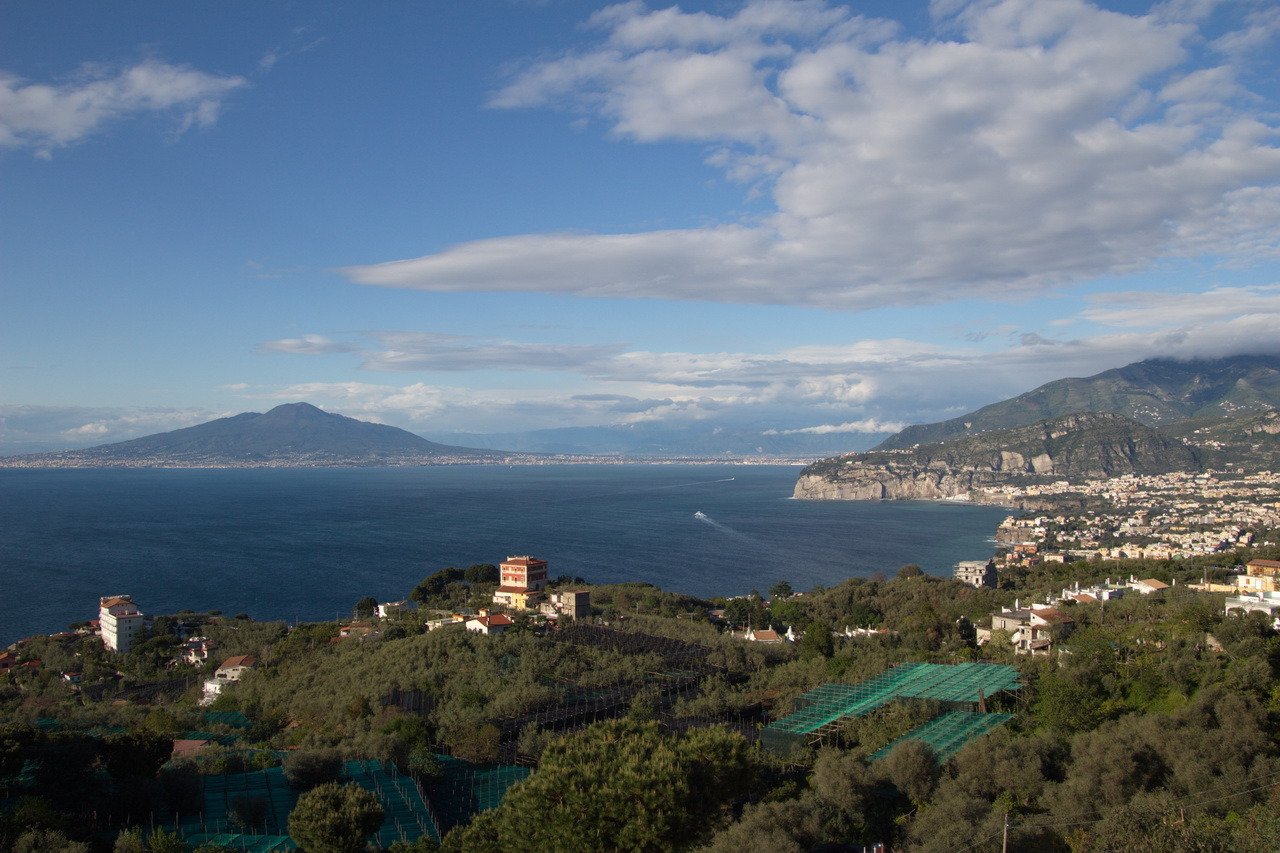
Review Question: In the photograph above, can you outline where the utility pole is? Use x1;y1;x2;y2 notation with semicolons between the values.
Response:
1002;810;1010;853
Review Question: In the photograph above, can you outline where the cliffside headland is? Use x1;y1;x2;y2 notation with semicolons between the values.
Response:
793;412;1195;506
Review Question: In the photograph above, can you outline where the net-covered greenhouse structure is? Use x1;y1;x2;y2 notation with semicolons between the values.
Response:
175;759;443;850
868;710;1014;762
760;662;1020;757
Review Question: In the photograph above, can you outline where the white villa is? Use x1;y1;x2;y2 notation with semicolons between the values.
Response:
99;595;145;653
201;654;257;705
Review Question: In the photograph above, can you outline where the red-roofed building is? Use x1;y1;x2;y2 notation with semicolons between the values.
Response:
171;739;210;760
466;613;514;636
216;655;256;677
202;655;258;705
744;627;783;643
1131;578;1170;595
493;555;549;611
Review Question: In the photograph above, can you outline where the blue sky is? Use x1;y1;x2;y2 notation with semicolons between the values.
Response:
3;0;1280;453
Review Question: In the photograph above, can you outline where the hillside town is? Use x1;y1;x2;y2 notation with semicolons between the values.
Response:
949;467;1280;657
986;469;1280;561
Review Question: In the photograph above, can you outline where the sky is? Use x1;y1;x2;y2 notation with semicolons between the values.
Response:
3;0;1280;453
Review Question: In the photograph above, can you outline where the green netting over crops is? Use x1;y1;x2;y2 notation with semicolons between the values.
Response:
179;766;297;839
176;759;437;848
180;730;238;745
869;711;1013;763
761;663;1020;755
204;710;253;729
181;832;294;852
344;759;441;846
430;754;532;833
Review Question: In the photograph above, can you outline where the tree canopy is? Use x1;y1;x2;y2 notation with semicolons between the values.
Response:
287;782;384;853
442;719;760;852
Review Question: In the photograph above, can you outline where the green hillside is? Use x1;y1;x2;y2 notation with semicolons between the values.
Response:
876;354;1280;450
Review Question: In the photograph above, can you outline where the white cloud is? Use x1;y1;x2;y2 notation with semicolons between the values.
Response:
260;334;357;355
0;405;220;454
244;381;452;422
227;309;1280;435
343;0;1280;310
361;332;626;372
241;272;1280;435
1210;6;1280;56
62;422;110;437
763;418;908;435
1078;284;1280;327
0;59;246;155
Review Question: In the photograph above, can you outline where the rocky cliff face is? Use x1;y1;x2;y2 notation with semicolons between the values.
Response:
794;412;1201;501
793;463;1007;501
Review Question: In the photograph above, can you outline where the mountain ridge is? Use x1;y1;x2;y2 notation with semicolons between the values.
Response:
795;411;1208;502
1;402;497;467
874;354;1280;451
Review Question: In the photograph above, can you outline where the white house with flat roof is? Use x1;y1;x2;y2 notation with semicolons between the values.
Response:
99;595;144;653
1225;590;1280;629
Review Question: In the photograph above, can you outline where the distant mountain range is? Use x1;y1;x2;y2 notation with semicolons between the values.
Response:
1;403;880;466
875;354;1280;450
1;403;498;467
12;355;1280;470
797;355;1280;501
423;422;884;458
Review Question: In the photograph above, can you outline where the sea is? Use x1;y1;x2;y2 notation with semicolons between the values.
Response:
0;464;1009;645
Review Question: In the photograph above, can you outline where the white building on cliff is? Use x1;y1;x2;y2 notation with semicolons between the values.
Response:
99;595;145;653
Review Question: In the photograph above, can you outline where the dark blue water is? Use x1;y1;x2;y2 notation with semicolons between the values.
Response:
0;465;1007;644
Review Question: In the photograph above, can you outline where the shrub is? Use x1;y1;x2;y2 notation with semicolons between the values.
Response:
283;747;343;790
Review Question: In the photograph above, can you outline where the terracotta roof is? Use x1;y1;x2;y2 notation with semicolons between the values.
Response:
171;739;210;759
100;596;135;608
471;614;514;628
1248;559;1280;570
219;655;256;669
750;629;782;641
1031;608;1074;624
1072;593;1099;604
1136;578;1169;589
495;585;532;594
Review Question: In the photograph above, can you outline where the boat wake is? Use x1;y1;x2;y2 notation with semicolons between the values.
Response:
693;510;747;539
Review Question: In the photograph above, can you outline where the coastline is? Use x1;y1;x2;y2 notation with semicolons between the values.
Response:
0;464;1007;646
0;455;818;470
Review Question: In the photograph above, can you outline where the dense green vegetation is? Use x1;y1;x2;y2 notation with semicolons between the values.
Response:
3;546;1280;851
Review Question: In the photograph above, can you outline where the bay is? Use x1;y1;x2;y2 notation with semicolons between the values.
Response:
0;465;1008;645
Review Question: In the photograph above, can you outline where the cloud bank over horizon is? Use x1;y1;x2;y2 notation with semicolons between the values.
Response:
236;278;1280;438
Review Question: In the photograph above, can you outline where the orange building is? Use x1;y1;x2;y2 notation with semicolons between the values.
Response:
1236;559;1280;593
493;555;549;610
